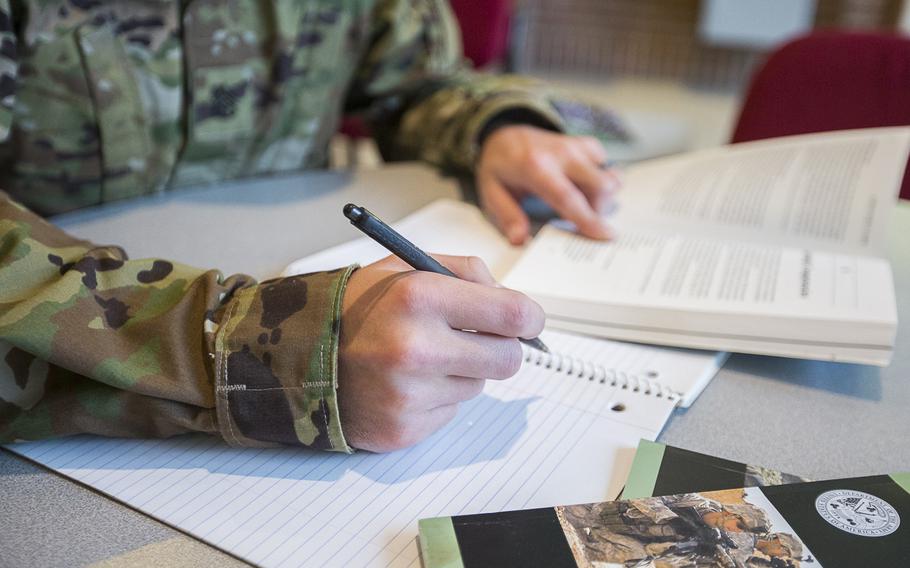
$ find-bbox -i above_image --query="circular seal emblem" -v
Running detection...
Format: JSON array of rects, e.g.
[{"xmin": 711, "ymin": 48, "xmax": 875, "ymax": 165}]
[{"xmin": 815, "ymin": 489, "xmax": 900, "ymax": 537}]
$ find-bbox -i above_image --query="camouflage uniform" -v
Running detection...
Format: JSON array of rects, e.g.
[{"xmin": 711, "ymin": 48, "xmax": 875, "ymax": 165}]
[
  {"xmin": 0, "ymin": 0, "xmax": 612, "ymax": 451},
  {"xmin": 558, "ymin": 493, "xmax": 805, "ymax": 567}
]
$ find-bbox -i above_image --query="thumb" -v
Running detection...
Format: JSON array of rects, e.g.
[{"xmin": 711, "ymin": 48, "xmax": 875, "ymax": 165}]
[{"xmin": 429, "ymin": 254, "xmax": 497, "ymax": 286}]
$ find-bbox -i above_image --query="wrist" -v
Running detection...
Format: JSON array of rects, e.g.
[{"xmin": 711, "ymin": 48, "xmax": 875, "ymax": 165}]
[
  {"xmin": 211, "ymin": 266, "xmax": 357, "ymax": 452},
  {"xmin": 477, "ymin": 109, "xmax": 561, "ymax": 153}
]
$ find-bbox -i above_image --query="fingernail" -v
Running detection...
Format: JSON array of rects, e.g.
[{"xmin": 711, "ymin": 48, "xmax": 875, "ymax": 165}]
[
  {"xmin": 593, "ymin": 219, "xmax": 614, "ymax": 240},
  {"xmin": 507, "ymin": 225, "xmax": 526, "ymax": 245}
]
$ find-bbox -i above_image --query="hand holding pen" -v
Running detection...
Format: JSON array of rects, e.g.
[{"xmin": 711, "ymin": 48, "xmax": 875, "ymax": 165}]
[
  {"xmin": 344, "ymin": 204, "xmax": 549, "ymax": 353},
  {"xmin": 336, "ymin": 204, "xmax": 548, "ymax": 452}
]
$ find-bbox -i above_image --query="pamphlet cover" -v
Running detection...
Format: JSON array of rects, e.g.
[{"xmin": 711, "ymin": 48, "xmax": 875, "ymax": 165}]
[{"xmin": 419, "ymin": 473, "xmax": 909, "ymax": 567}]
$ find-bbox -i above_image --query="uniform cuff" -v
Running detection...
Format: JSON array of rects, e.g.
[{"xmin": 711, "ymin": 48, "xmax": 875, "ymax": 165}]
[{"xmin": 211, "ymin": 266, "xmax": 356, "ymax": 452}]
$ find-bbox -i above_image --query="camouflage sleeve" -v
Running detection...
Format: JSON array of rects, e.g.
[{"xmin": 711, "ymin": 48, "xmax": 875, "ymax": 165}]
[
  {"xmin": 0, "ymin": 0, "xmax": 16, "ymax": 142},
  {"xmin": 346, "ymin": 0, "xmax": 629, "ymax": 173},
  {"xmin": 0, "ymin": 192, "xmax": 355, "ymax": 452}
]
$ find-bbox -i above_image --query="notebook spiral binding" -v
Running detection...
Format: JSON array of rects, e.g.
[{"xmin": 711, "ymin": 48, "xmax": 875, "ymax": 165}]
[{"xmin": 522, "ymin": 347, "xmax": 679, "ymax": 402}]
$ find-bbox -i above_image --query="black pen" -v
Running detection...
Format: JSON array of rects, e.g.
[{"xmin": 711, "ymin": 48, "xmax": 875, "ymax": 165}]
[{"xmin": 343, "ymin": 203, "xmax": 550, "ymax": 353}]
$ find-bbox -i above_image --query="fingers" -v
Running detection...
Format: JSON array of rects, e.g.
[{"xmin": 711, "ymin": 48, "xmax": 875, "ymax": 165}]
[
  {"xmin": 576, "ymin": 135, "xmax": 608, "ymax": 165},
  {"xmin": 358, "ymin": 257, "xmax": 542, "ymax": 339},
  {"xmin": 365, "ymin": 248, "xmax": 498, "ymax": 288},
  {"xmin": 428, "ymin": 253, "xmax": 497, "ymax": 286},
  {"xmin": 434, "ymin": 275, "xmax": 545, "ymax": 339},
  {"xmin": 531, "ymin": 164, "xmax": 612, "ymax": 240},
  {"xmin": 576, "ymin": 136, "xmax": 623, "ymax": 196},
  {"xmin": 477, "ymin": 127, "xmax": 620, "ymax": 243},
  {"xmin": 478, "ymin": 171, "xmax": 531, "ymax": 245},
  {"xmin": 382, "ymin": 373, "xmax": 485, "ymax": 412},
  {"xmin": 379, "ymin": 326, "xmax": 524, "ymax": 387},
  {"xmin": 565, "ymin": 158, "xmax": 617, "ymax": 215},
  {"xmin": 372, "ymin": 276, "xmax": 533, "ymax": 377},
  {"xmin": 437, "ymin": 376, "xmax": 487, "ymax": 405},
  {"xmin": 415, "ymin": 375, "xmax": 487, "ymax": 410},
  {"xmin": 437, "ymin": 331, "xmax": 524, "ymax": 380}
]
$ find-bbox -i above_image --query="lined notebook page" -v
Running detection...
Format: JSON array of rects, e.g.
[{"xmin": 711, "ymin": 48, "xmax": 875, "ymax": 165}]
[{"xmin": 8, "ymin": 329, "xmax": 684, "ymax": 568}]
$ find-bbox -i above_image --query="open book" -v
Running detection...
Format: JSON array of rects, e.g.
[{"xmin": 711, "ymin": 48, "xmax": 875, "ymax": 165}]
[{"xmin": 503, "ymin": 128, "xmax": 910, "ymax": 365}]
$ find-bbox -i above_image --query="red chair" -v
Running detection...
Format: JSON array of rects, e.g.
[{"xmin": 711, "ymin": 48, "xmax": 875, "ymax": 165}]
[
  {"xmin": 732, "ymin": 31, "xmax": 910, "ymax": 200},
  {"xmin": 339, "ymin": 0, "xmax": 514, "ymax": 155},
  {"xmin": 448, "ymin": 0, "xmax": 513, "ymax": 69}
]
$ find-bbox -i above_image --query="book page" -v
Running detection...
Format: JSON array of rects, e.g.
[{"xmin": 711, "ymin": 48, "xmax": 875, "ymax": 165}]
[
  {"xmin": 611, "ymin": 128, "xmax": 910, "ymax": 255},
  {"xmin": 507, "ymin": 225, "xmax": 896, "ymax": 326}
]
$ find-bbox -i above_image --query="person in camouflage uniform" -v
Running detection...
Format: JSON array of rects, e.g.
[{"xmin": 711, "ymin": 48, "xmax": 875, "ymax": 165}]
[
  {"xmin": 557, "ymin": 492, "xmax": 807, "ymax": 567},
  {"xmin": 0, "ymin": 1, "xmax": 619, "ymax": 452}
]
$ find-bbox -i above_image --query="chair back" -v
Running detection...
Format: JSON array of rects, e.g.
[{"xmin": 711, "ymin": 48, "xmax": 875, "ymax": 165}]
[
  {"xmin": 449, "ymin": 0, "xmax": 512, "ymax": 68},
  {"xmin": 732, "ymin": 31, "xmax": 910, "ymax": 200}
]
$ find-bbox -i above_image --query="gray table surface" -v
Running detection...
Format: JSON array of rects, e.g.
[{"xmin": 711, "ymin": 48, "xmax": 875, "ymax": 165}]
[{"xmin": 2, "ymin": 163, "xmax": 909, "ymax": 567}]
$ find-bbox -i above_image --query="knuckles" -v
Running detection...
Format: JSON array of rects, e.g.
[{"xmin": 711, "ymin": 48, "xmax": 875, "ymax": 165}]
[
  {"xmin": 485, "ymin": 341, "xmax": 524, "ymax": 379},
  {"xmin": 577, "ymin": 135, "xmax": 606, "ymax": 156},
  {"xmin": 499, "ymin": 293, "xmax": 545, "ymax": 337},
  {"xmin": 381, "ymin": 379, "xmax": 420, "ymax": 415},
  {"xmin": 547, "ymin": 187, "xmax": 575, "ymax": 211},
  {"xmin": 501, "ymin": 341, "xmax": 524, "ymax": 377},
  {"xmin": 378, "ymin": 331, "xmax": 435, "ymax": 374},
  {"xmin": 462, "ymin": 255, "xmax": 490, "ymax": 282},
  {"xmin": 524, "ymin": 149, "xmax": 551, "ymax": 174},
  {"xmin": 387, "ymin": 273, "xmax": 430, "ymax": 315},
  {"xmin": 464, "ymin": 378, "xmax": 487, "ymax": 400}
]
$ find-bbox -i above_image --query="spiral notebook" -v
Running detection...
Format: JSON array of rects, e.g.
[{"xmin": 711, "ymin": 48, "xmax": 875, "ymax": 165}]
[{"xmin": 6, "ymin": 201, "xmax": 725, "ymax": 568}]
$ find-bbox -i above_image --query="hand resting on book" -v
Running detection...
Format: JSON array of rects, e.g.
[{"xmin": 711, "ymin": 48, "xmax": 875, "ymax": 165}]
[{"xmin": 477, "ymin": 125, "xmax": 619, "ymax": 245}]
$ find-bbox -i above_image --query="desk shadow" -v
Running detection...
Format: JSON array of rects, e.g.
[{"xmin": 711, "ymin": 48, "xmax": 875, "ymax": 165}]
[
  {"xmin": 724, "ymin": 353, "xmax": 883, "ymax": 401},
  {"xmin": 33, "ymin": 394, "xmax": 534, "ymax": 485}
]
